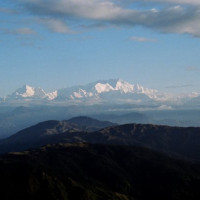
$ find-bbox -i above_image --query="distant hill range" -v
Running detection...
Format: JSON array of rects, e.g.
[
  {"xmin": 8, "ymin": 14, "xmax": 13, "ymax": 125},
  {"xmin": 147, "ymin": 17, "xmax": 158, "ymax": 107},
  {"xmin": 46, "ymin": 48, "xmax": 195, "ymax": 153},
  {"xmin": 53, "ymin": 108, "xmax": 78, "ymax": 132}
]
[
  {"xmin": 1, "ymin": 105, "xmax": 200, "ymax": 139},
  {"xmin": 0, "ymin": 116, "xmax": 115, "ymax": 153},
  {"xmin": 1, "ymin": 116, "xmax": 200, "ymax": 161}
]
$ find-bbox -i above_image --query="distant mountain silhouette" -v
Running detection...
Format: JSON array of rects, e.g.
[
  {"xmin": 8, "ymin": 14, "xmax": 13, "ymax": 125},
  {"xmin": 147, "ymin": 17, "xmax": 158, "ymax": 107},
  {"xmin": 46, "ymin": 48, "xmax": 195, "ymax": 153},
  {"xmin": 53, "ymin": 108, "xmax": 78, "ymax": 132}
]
[
  {"xmin": 86, "ymin": 124, "xmax": 200, "ymax": 161},
  {"xmin": 93, "ymin": 112, "xmax": 150, "ymax": 124},
  {"xmin": 0, "ymin": 143, "xmax": 200, "ymax": 200},
  {"xmin": 0, "ymin": 117, "xmax": 200, "ymax": 161},
  {"xmin": 68, "ymin": 116, "xmax": 116, "ymax": 131},
  {"xmin": 0, "ymin": 117, "xmax": 115, "ymax": 154}
]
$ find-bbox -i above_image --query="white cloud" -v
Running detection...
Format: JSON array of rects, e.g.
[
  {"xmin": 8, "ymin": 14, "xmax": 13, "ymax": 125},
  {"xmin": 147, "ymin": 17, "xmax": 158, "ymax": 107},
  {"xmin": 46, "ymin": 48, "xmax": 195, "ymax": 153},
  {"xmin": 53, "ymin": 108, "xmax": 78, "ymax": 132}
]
[
  {"xmin": 130, "ymin": 36, "xmax": 157, "ymax": 42},
  {"xmin": 157, "ymin": 105, "xmax": 173, "ymax": 110},
  {"xmin": 17, "ymin": 0, "xmax": 200, "ymax": 37}
]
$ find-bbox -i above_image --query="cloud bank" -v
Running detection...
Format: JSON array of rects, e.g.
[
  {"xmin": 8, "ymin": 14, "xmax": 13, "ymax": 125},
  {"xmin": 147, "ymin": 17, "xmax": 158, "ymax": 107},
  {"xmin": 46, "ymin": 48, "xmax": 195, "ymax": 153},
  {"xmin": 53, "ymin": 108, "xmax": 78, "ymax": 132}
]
[{"xmin": 16, "ymin": 0, "xmax": 200, "ymax": 37}]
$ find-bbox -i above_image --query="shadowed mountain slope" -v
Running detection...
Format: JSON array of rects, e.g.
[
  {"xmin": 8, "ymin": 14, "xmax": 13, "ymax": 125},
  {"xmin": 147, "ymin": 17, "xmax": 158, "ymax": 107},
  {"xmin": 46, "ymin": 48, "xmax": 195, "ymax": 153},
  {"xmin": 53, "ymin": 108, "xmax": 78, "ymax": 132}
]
[
  {"xmin": 0, "ymin": 117, "xmax": 115, "ymax": 154},
  {"xmin": 0, "ymin": 119, "xmax": 200, "ymax": 161},
  {"xmin": 1, "ymin": 143, "xmax": 200, "ymax": 200},
  {"xmin": 67, "ymin": 116, "xmax": 116, "ymax": 132}
]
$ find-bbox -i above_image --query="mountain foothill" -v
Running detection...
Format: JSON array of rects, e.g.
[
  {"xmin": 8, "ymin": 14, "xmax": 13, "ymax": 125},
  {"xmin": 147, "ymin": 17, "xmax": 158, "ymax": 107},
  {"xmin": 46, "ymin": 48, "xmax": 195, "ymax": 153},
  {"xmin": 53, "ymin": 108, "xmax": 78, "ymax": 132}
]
[{"xmin": 0, "ymin": 116, "xmax": 200, "ymax": 199}]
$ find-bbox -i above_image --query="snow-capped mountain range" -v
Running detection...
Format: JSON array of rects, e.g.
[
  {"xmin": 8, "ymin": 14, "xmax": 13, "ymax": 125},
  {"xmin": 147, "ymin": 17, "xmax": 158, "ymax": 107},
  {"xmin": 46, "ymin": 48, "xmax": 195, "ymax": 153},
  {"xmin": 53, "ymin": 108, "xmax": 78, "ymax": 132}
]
[
  {"xmin": 56, "ymin": 79, "xmax": 161, "ymax": 102},
  {"xmin": 1, "ymin": 79, "xmax": 199, "ymax": 107},
  {"xmin": 8, "ymin": 85, "xmax": 57, "ymax": 100}
]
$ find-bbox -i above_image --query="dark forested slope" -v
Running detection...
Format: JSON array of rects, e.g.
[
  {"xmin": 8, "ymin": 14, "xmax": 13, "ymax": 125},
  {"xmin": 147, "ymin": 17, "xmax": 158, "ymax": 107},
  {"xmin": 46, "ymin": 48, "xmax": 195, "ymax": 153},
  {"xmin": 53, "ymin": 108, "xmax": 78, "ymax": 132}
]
[{"xmin": 0, "ymin": 143, "xmax": 200, "ymax": 200}]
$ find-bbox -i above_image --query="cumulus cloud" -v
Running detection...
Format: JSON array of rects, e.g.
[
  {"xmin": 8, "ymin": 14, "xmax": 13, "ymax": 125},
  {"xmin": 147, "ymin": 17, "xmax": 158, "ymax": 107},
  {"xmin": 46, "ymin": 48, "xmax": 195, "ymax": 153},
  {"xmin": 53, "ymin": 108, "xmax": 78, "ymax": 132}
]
[
  {"xmin": 16, "ymin": 0, "xmax": 200, "ymax": 37},
  {"xmin": 130, "ymin": 36, "xmax": 157, "ymax": 42}
]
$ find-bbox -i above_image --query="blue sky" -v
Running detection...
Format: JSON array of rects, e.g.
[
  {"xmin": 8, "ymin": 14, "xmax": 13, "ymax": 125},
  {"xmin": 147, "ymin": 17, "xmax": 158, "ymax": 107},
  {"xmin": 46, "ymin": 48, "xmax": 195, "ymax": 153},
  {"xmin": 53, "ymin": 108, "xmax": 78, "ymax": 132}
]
[{"xmin": 0, "ymin": 0, "xmax": 200, "ymax": 96}]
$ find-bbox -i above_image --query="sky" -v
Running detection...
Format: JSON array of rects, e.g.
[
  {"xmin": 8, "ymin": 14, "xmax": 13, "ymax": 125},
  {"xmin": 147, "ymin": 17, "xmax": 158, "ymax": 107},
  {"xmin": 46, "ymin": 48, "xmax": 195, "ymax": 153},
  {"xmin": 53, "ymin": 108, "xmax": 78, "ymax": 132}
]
[{"xmin": 0, "ymin": 0, "xmax": 200, "ymax": 96}]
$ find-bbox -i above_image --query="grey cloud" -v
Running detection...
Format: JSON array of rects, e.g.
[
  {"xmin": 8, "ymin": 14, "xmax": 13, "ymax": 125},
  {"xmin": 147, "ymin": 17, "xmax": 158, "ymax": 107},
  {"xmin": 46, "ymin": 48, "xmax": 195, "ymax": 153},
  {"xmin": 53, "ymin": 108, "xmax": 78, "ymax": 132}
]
[
  {"xmin": 0, "ymin": 28, "xmax": 36, "ymax": 35},
  {"xmin": 0, "ymin": 7, "xmax": 18, "ymax": 14},
  {"xmin": 19, "ymin": 0, "xmax": 128, "ymax": 20},
  {"xmin": 39, "ymin": 18, "xmax": 74, "ymax": 34},
  {"xmin": 17, "ymin": 0, "xmax": 200, "ymax": 37}
]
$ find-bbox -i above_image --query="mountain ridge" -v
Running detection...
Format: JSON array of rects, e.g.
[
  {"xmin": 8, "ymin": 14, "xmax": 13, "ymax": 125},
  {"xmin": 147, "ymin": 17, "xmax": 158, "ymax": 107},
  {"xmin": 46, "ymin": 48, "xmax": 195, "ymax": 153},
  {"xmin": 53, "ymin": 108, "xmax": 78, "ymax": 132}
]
[
  {"xmin": 1, "ymin": 117, "xmax": 200, "ymax": 161},
  {"xmin": 0, "ymin": 116, "xmax": 115, "ymax": 154}
]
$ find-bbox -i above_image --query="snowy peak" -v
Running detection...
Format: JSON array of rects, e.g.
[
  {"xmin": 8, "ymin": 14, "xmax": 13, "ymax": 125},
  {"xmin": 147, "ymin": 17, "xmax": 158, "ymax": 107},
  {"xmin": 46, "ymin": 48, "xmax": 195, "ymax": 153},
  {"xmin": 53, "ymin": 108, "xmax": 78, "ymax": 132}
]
[
  {"xmin": 73, "ymin": 89, "xmax": 93, "ymax": 99},
  {"xmin": 134, "ymin": 84, "xmax": 158, "ymax": 98},
  {"xmin": 8, "ymin": 85, "xmax": 57, "ymax": 100},
  {"xmin": 95, "ymin": 83, "xmax": 114, "ymax": 93},
  {"xmin": 1, "ymin": 79, "xmax": 200, "ymax": 108},
  {"xmin": 94, "ymin": 79, "xmax": 135, "ymax": 94},
  {"xmin": 115, "ymin": 80, "xmax": 134, "ymax": 93},
  {"xmin": 93, "ymin": 79, "xmax": 157, "ymax": 97},
  {"xmin": 15, "ymin": 85, "xmax": 35, "ymax": 98},
  {"xmin": 54, "ymin": 79, "xmax": 160, "ymax": 104},
  {"xmin": 5, "ymin": 79, "xmax": 198, "ymax": 106},
  {"xmin": 46, "ymin": 91, "xmax": 58, "ymax": 100},
  {"xmin": 4, "ymin": 80, "xmax": 161, "ymax": 104},
  {"xmin": 32, "ymin": 87, "xmax": 47, "ymax": 98}
]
